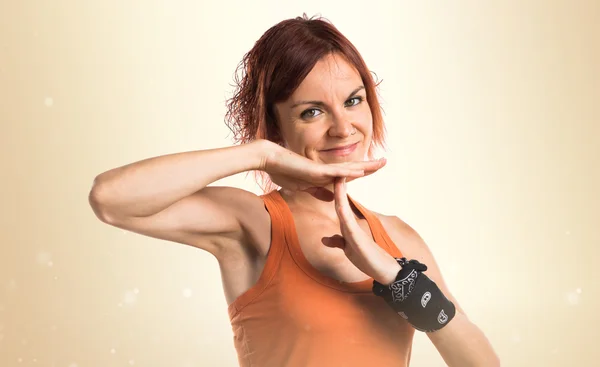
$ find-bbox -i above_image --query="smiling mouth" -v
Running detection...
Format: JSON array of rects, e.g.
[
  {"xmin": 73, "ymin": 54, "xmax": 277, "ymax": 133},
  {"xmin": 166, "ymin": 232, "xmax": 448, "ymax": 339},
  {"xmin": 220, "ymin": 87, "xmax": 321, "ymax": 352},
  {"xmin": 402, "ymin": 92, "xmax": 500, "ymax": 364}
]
[
  {"xmin": 321, "ymin": 142, "xmax": 359, "ymax": 156},
  {"xmin": 322, "ymin": 142, "xmax": 358, "ymax": 151}
]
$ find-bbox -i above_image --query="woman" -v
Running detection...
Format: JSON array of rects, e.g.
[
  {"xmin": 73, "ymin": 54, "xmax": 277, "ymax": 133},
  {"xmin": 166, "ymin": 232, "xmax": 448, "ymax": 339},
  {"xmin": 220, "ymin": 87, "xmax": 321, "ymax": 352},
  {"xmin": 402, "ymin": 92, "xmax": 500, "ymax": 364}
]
[{"xmin": 89, "ymin": 15, "xmax": 499, "ymax": 367}]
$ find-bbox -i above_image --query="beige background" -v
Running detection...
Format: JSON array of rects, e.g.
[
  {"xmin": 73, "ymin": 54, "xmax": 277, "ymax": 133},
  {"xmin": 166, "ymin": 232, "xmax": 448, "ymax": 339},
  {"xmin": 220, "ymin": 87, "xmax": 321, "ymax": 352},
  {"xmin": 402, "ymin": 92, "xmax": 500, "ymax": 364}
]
[{"xmin": 1, "ymin": 1, "xmax": 599, "ymax": 366}]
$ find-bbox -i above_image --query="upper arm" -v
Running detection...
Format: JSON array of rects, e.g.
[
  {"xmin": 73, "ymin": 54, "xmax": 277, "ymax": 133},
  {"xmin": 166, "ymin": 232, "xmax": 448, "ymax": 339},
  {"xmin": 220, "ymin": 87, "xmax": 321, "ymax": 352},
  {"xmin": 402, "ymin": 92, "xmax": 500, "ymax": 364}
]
[
  {"xmin": 383, "ymin": 215, "xmax": 466, "ymax": 315},
  {"xmin": 95, "ymin": 186, "xmax": 269, "ymax": 256}
]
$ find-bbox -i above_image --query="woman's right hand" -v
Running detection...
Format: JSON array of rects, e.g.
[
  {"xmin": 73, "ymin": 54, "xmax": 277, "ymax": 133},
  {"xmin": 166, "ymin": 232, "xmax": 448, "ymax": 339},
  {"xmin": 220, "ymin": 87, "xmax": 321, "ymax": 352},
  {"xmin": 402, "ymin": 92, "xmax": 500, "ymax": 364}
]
[{"xmin": 259, "ymin": 140, "xmax": 387, "ymax": 193}]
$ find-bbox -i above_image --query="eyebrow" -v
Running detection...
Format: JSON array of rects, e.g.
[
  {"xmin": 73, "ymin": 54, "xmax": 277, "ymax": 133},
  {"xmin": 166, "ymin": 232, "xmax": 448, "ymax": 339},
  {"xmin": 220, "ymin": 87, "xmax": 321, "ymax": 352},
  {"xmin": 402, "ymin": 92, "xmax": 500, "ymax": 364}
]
[{"xmin": 290, "ymin": 86, "xmax": 365, "ymax": 109}]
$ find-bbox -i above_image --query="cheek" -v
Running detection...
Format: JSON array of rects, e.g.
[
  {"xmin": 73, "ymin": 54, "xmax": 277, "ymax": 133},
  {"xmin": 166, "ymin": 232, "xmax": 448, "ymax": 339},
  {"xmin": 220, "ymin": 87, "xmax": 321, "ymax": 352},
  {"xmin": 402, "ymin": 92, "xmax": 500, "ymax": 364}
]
[
  {"xmin": 284, "ymin": 125, "xmax": 321, "ymax": 153},
  {"xmin": 299, "ymin": 128, "xmax": 324, "ymax": 149},
  {"xmin": 359, "ymin": 106, "xmax": 374, "ymax": 134}
]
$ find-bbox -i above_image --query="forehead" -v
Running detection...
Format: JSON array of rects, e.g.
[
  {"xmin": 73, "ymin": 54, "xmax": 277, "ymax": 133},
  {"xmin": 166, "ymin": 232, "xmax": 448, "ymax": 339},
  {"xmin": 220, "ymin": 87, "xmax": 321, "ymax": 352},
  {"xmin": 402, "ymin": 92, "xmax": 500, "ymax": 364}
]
[{"xmin": 290, "ymin": 53, "xmax": 363, "ymax": 99}]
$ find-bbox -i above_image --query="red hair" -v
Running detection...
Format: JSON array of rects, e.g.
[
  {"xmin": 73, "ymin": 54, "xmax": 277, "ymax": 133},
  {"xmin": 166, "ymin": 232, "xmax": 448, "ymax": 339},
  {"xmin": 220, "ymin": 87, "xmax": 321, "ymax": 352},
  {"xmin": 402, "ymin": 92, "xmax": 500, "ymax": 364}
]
[{"xmin": 224, "ymin": 14, "xmax": 387, "ymax": 193}]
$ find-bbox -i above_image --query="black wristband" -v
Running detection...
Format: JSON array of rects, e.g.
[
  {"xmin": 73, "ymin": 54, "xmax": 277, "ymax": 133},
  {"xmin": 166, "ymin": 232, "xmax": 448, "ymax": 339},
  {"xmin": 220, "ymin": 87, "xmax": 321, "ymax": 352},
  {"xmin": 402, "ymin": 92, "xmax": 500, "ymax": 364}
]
[{"xmin": 373, "ymin": 258, "xmax": 456, "ymax": 332}]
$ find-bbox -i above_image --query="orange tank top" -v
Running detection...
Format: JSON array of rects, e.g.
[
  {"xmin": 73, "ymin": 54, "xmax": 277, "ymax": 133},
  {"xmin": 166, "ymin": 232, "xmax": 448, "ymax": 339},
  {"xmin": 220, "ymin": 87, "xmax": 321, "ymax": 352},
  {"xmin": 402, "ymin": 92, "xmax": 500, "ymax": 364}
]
[{"xmin": 227, "ymin": 190, "xmax": 415, "ymax": 367}]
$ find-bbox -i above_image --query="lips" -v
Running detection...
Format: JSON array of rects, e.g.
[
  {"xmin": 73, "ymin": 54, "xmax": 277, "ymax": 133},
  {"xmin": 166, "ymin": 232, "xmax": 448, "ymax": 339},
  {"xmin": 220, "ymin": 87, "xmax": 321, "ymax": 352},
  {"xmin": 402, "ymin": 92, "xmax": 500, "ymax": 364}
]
[
  {"xmin": 321, "ymin": 142, "xmax": 359, "ymax": 156},
  {"xmin": 323, "ymin": 142, "xmax": 358, "ymax": 151}
]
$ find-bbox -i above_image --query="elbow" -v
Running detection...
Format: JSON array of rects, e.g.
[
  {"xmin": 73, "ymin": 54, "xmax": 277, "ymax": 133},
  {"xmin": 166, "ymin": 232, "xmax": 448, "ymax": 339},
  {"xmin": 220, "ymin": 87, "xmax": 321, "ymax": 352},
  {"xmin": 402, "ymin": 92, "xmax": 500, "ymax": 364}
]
[{"xmin": 88, "ymin": 175, "xmax": 117, "ymax": 224}]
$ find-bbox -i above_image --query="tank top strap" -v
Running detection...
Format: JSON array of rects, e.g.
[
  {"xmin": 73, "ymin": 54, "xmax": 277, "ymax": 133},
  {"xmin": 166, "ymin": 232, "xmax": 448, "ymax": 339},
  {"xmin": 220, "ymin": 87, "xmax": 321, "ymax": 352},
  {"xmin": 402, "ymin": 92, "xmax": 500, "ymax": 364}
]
[
  {"xmin": 347, "ymin": 195, "xmax": 405, "ymax": 259},
  {"xmin": 260, "ymin": 189, "xmax": 288, "ymax": 236},
  {"xmin": 227, "ymin": 189, "xmax": 286, "ymax": 318},
  {"xmin": 265, "ymin": 189, "xmax": 404, "ymax": 260}
]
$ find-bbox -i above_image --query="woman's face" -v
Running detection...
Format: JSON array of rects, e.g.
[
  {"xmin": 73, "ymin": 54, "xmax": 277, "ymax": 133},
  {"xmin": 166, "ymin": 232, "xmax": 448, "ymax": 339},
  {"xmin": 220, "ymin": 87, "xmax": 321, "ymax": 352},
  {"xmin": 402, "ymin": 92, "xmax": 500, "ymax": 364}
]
[{"xmin": 273, "ymin": 53, "xmax": 373, "ymax": 163}]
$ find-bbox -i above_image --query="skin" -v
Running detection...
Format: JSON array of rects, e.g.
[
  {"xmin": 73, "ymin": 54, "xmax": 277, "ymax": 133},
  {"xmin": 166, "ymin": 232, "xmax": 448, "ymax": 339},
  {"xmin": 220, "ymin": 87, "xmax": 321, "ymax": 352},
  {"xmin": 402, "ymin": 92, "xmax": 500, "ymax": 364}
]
[
  {"xmin": 89, "ymin": 51, "xmax": 499, "ymax": 366},
  {"xmin": 273, "ymin": 52, "xmax": 401, "ymax": 284},
  {"xmin": 271, "ymin": 52, "xmax": 500, "ymax": 366}
]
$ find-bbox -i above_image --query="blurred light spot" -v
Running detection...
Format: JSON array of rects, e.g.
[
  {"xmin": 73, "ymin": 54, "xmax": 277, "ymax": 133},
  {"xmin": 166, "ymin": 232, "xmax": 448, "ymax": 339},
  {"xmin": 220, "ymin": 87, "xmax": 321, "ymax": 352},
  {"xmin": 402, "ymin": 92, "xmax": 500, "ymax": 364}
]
[
  {"xmin": 183, "ymin": 288, "xmax": 193, "ymax": 298},
  {"xmin": 17, "ymin": 358, "xmax": 22, "ymax": 363},
  {"xmin": 32, "ymin": 358, "xmax": 37, "ymax": 363},
  {"xmin": 510, "ymin": 333, "xmax": 521, "ymax": 343},
  {"xmin": 36, "ymin": 251, "xmax": 52, "ymax": 265},
  {"xmin": 565, "ymin": 230, "xmax": 571, "ymax": 235},
  {"xmin": 566, "ymin": 289, "xmax": 582, "ymax": 305},
  {"xmin": 47, "ymin": 261, "xmax": 53, "ymax": 267},
  {"xmin": 54, "ymin": 276, "xmax": 59, "ymax": 280},
  {"xmin": 123, "ymin": 290, "xmax": 137, "ymax": 305},
  {"xmin": 133, "ymin": 288, "xmax": 140, "ymax": 294},
  {"xmin": 129, "ymin": 359, "xmax": 135, "ymax": 365},
  {"xmin": 44, "ymin": 97, "xmax": 53, "ymax": 107},
  {"xmin": 69, "ymin": 363, "xmax": 78, "ymax": 367},
  {"xmin": 110, "ymin": 348, "xmax": 116, "ymax": 354}
]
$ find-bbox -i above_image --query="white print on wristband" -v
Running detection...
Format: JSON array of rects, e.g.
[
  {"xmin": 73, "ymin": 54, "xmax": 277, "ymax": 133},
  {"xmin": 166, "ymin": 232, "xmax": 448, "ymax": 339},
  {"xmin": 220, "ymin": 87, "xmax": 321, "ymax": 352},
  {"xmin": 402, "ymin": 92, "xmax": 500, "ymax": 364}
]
[
  {"xmin": 438, "ymin": 310, "xmax": 449, "ymax": 325},
  {"xmin": 397, "ymin": 311, "xmax": 408, "ymax": 319},
  {"xmin": 421, "ymin": 292, "xmax": 432, "ymax": 307},
  {"xmin": 390, "ymin": 269, "xmax": 418, "ymax": 303}
]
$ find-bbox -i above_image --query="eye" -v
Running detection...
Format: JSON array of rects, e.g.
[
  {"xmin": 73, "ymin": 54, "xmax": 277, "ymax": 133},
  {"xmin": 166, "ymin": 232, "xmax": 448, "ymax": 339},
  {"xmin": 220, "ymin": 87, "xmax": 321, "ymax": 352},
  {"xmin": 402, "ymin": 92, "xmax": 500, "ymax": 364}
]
[
  {"xmin": 345, "ymin": 96, "xmax": 363, "ymax": 107},
  {"xmin": 300, "ymin": 108, "xmax": 322, "ymax": 119}
]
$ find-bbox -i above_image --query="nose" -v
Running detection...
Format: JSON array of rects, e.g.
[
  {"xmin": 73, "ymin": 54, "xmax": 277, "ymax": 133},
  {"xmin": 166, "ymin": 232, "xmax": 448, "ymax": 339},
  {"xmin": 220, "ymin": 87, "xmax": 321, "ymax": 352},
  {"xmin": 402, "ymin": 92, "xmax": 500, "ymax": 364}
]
[{"xmin": 327, "ymin": 110, "xmax": 355, "ymax": 138}]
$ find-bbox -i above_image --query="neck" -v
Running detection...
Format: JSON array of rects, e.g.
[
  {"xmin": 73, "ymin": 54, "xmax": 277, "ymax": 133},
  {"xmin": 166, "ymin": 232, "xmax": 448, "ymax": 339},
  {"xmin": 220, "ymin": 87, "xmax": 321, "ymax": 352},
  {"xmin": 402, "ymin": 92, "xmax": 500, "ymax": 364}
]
[{"xmin": 279, "ymin": 183, "xmax": 347, "ymax": 221}]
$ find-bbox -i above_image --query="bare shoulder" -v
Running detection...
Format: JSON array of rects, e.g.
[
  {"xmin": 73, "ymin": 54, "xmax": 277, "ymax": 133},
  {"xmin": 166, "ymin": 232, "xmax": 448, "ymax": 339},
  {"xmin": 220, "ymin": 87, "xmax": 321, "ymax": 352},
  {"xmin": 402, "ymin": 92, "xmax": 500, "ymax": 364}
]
[
  {"xmin": 373, "ymin": 211, "xmax": 439, "ymax": 265},
  {"xmin": 372, "ymin": 212, "xmax": 425, "ymax": 254}
]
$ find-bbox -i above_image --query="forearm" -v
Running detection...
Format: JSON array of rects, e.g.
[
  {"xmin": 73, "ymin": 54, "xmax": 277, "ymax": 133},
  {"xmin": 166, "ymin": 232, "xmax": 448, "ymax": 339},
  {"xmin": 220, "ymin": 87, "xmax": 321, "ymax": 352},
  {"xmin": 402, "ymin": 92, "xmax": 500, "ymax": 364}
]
[
  {"xmin": 427, "ymin": 312, "xmax": 499, "ymax": 367},
  {"xmin": 89, "ymin": 139, "xmax": 269, "ymax": 218},
  {"xmin": 374, "ymin": 256, "xmax": 499, "ymax": 366}
]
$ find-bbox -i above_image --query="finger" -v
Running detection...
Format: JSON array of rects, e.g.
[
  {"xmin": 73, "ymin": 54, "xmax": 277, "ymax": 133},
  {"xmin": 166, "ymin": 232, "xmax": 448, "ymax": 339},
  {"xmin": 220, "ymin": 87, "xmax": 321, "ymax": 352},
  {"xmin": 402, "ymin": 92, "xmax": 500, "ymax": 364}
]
[
  {"xmin": 358, "ymin": 159, "xmax": 387, "ymax": 179},
  {"xmin": 332, "ymin": 167, "xmax": 365, "ymax": 178},
  {"xmin": 327, "ymin": 161, "xmax": 382, "ymax": 180},
  {"xmin": 332, "ymin": 159, "xmax": 386, "ymax": 176},
  {"xmin": 360, "ymin": 158, "xmax": 387, "ymax": 173},
  {"xmin": 334, "ymin": 177, "xmax": 362, "ymax": 233},
  {"xmin": 344, "ymin": 158, "xmax": 386, "ymax": 170},
  {"xmin": 361, "ymin": 168, "xmax": 382, "ymax": 178},
  {"xmin": 316, "ymin": 163, "xmax": 362, "ymax": 180},
  {"xmin": 349, "ymin": 165, "xmax": 385, "ymax": 181}
]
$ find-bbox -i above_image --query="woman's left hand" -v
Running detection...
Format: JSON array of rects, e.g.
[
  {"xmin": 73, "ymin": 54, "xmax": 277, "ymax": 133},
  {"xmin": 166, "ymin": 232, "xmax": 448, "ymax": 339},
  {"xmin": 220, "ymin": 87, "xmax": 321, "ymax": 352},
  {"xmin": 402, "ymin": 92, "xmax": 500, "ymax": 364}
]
[{"xmin": 329, "ymin": 177, "xmax": 401, "ymax": 285}]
